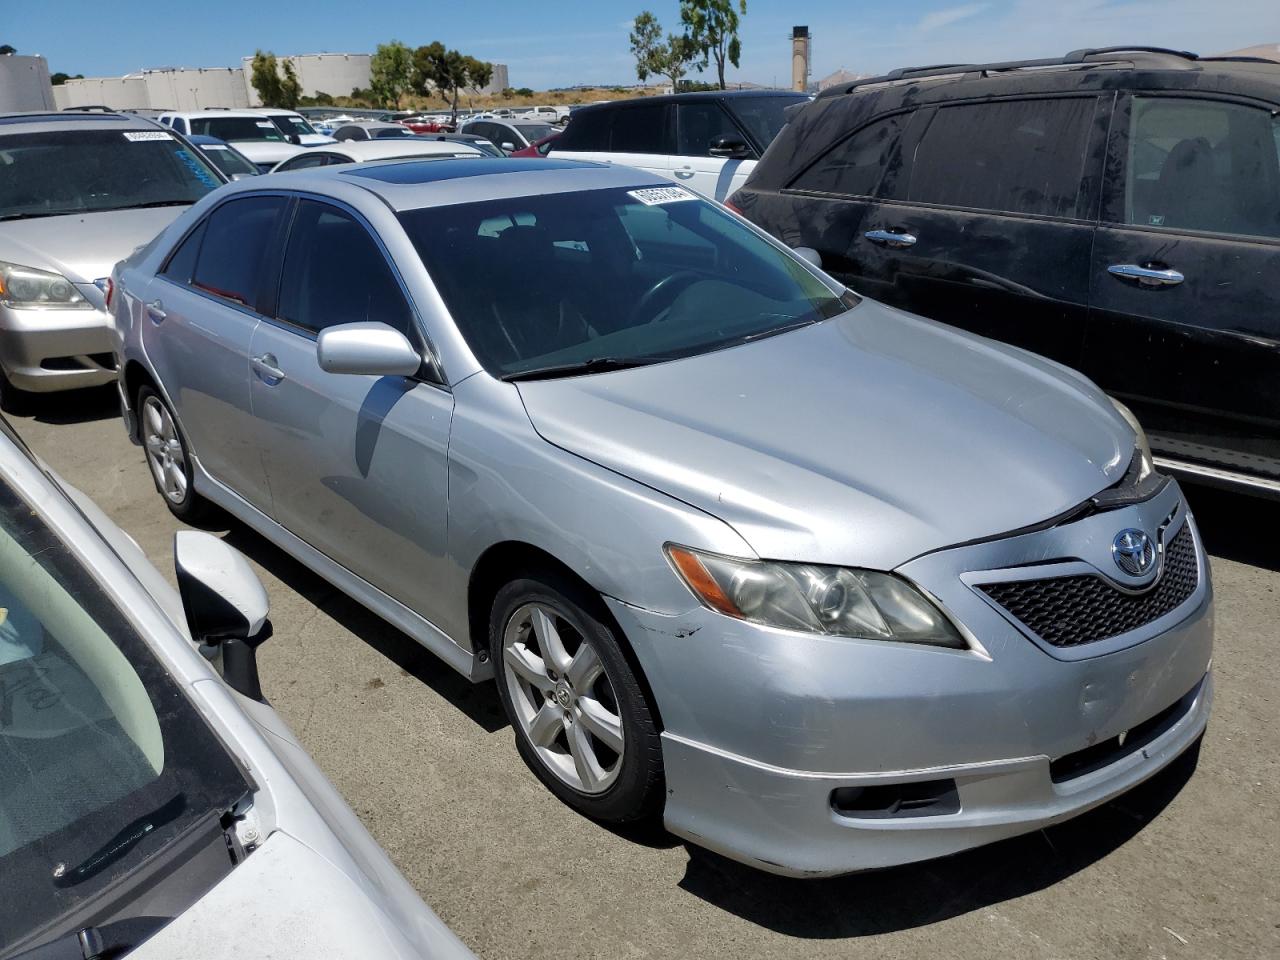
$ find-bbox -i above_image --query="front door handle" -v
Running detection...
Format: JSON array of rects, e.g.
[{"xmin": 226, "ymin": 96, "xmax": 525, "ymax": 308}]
[
  {"xmin": 864, "ymin": 229, "xmax": 918, "ymax": 249},
  {"xmin": 251, "ymin": 353, "xmax": 285, "ymax": 384},
  {"xmin": 1107, "ymin": 263, "xmax": 1184, "ymax": 287},
  {"xmin": 145, "ymin": 300, "xmax": 166, "ymax": 323}
]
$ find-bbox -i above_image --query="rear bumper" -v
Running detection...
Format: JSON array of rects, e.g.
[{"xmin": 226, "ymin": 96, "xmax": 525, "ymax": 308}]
[{"xmin": 0, "ymin": 304, "xmax": 117, "ymax": 392}]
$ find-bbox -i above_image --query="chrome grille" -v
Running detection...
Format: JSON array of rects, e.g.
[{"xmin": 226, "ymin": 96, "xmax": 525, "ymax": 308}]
[{"xmin": 979, "ymin": 523, "xmax": 1198, "ymax": 648}]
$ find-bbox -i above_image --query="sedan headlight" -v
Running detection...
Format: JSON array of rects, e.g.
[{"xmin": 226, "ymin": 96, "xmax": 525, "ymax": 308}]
[
  {"xmin": 0, "ymin": 260, "xmax": 91, "ymax": 310},
  {"xmin": 666, "ymin": 545, "xmax": 966, "ymax": 648},
  {"xmin": 1108, "ymin": 397, "xmax": 1154, "ymax": 482}
]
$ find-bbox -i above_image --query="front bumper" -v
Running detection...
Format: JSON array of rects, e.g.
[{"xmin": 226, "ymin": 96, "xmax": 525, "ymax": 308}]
[
  {"xmin": 606, "ymin": 481, "xmax": 1214, "ymax": 877},
  {"xmin": 0, "ymin": 303, "xmax": 116, "ymax": 392}
]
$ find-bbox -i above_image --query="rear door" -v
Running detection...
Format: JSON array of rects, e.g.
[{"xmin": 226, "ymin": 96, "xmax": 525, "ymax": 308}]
[
  {"xmin": 671, "ymin": 99, "xmax": 756, "ymax": 202},
  {"xmin": 602, "ymin": 102, "xmax": 672, "ymax": 182},
  {"xmin": 851, "ymin": 95, "xmax": 1109, "ymax": 368},
  {"xmin": 1084, "ymin": 93, "xmax": 1280, "ymax": 483}
]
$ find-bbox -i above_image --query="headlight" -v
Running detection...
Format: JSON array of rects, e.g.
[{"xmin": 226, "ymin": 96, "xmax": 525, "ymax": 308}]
[
  {"xmin": 665, "ymin": 545, "xmax": 966, "ymax": 648},
  {"xmin": 0, "ymin": 260, "xmax": 92, "ymax": 310},
  {"xmin": 1108, "ymin": 397, "xmax": 1154, "ymax": 481}
]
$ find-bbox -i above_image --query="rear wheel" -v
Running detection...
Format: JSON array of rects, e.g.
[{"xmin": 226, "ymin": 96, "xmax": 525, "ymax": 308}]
[
  {"xmin": 138, "ymin": 386, "xmax": 215, "ymax": 523},
  {"xmin": 491, "ymin": 571, "xmax": 664, "ymax": 823}
]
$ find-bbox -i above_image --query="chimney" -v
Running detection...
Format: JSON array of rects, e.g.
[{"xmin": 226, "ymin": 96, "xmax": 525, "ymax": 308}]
[{"xmin": 791, "ymin": 26, "xmax": 810, "ymax": 92}]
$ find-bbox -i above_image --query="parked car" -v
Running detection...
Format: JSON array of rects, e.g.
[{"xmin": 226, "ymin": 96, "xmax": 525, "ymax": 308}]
[
  {"xmin": 332, "ymin": 121, "xmax": 419, "ymax": 142},
  {"xmin": 0, "ymin": 110, "xmax": 225, "ymax": 411},
  {"xmin": 242, "ymin": 108, "xmax": 336, "ymax": 146},
  {"xmin": 0, "ymin": 418, "xmax": 474, "ymax": 959},
  {"xmin": 268, "ymin": 138, "xmax": 484, "ymax": 172},
  {"xmin": 111, "ymin": 158, "xmax": 1213, "ymax": 877},
  {"xmin": 518, "ymin": 105, "xmax": 570, "ymax": 123},
  {"xmin": 460, "ymin": 118, "xmax": 555, "ymax": 154},
  {"xmin": 733, "ymin": 47, "xmax": 1280, "ymax": 497},
  {"xmin": 187, "ymin": 133, "xmax": 260, "ymax": 179},
  {"xmin": 402, "ymin": 115, "xmax": 455, "ymax": 134},
  {"xmin": 417, "ymin": 132, "xmax": 506, "ymax": 157},
  {"xmin": 552, "ymin": 90, "xmax": 810, "ymax": 201},
  {"xmin": 511, "ymin": 131, "xmax": 561, "ymax": 158},
  {"xmin": 158, "ymin": 111, "xmax": 304, "ymax": 172}
]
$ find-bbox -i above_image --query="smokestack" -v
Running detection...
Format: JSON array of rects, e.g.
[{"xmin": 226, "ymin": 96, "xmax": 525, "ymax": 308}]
[{"xmin": 791, "ymin": 26, "xmax": 810, "ymax": 92}]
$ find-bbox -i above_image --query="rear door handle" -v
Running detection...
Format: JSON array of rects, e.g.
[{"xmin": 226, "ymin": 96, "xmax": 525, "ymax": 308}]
[
  {"xmin": 145, "ymin": 299, "xmax": 166, "ymax": 322},
  {"xmin": 1108, "ymin": 263, "xmax": 1185, "ymax": 287},
  {"xmin": 251, "ymin": 353, "xmax": 285, "ymax": 384},
  {"xmin": 864, "ymin": 229, "xmax": 917, "ymax": 249}
]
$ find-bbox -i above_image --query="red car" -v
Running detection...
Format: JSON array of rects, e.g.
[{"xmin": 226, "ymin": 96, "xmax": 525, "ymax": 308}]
[
  {"xmin": 402, "ymin": 116, "xmax": 455, "ymax": 134},
  {"xmin": 511, "ymin": 131, "xmax": 560, "ymax": 157}
]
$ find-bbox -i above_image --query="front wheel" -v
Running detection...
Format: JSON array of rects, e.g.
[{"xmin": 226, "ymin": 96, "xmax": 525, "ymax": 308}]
[
  {"xmin": 491, "ymin": 572, "xmax": 664, "ymax": 823},
  {"xmin": 137, "ymin": 386, "xmax": 215, "ymax": 523}
]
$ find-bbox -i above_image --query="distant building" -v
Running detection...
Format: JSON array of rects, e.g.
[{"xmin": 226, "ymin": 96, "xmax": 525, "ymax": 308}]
[
  {"xmin": 53, "ymin": 67, "xmax": 249, "ymax": 111},
  {"xmin": 0, "ymin": 54, "xmax": 56, "ymax": 111},
  {"xmin": 817, "ymin": 68, "xmax": 869, "ymax": 91},
  {"xmin": 241, "ymin": 53, "xmax": 372, "ymax": 105},
  {"xmin": 1215, "ymin": 43, "xmax": 1280, "ymax": 62}
]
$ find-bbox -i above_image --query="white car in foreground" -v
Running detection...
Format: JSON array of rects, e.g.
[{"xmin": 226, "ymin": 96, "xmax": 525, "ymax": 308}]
[{"xmin": 0, "ymin": 419, "xmax": 472, "ymax": 959}]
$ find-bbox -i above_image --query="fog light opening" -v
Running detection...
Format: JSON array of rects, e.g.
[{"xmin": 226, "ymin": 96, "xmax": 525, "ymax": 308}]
[{"xmin": 830, "ymin": 778, "xmax": 960, "ymax": 819}]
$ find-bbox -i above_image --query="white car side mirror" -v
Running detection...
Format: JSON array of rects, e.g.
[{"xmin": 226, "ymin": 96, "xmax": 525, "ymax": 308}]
[
  {"xmin": 792, "ymin": 246, "xmax": 823, "ymax": 269},
  {"xmin": 316, "ymin": 322, "xmax": 422, "ymax": 377}
]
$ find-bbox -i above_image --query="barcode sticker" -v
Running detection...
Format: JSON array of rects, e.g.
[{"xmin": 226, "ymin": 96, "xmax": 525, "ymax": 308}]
[
  {"xmin": 255, "ymin": 121, "xmax": 275, "ymax": 128},
  {"xmin": 627, "ymin": 186, "xmax": 698, "ymax": 206},
  {"xmin": 202, "ymin": 144, "xmax": 229, "ymax": 151},
  {"xmin": 123, "ymin": 131, "xmax": 172, "ymax": 142}
]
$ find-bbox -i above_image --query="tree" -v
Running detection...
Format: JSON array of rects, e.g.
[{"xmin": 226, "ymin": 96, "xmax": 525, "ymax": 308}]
[
  {"xmin": 411, "ymin": 43, "xmax": 493, "ymax": 123},
  {"xmin": 680, "ymin": 0, "xmax": 746, "ymax": 90},
  {"xmin": 629, "ymin": 11, "xmax": 694, "ymax": 91},
  {"xmin": 370, "ymin": 41, "xmax": 414, "ymax": 109},
  {"xmin": 0, "ymin": 45, "xmax": 15, "ymax": 55},
  {"xmin": 249, "ymin": 51, "xmax": 283, "ymax": 106},
  {"xmin": 279, "ymin": 59, "xmax": 303, "ymax": 109},
  {"xmin": 50, "ymin": 72, "xmax": 84, "ymax": 85}
]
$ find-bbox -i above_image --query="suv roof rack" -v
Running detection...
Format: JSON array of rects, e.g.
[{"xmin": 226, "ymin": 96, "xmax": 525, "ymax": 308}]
[
  {"xmin": 0, "ymin": 110, "xmax": 129, "ymax": 125},
  {"xmin": 817, "ymin": 46, "xmax": 1202, "ymax": 98}
]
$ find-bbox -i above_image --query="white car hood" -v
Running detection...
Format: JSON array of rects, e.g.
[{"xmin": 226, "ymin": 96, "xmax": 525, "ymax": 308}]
[
  {"xmin": 133, "ymin": 833, "xmax": 429, "ymax": 960},
  {"xmin": 0, "ymin": 207, "xmax": 188, "ymax": 284},
  {"xmin": 233, "ymin": 141, "xmax": 305, "ymax": 165}
]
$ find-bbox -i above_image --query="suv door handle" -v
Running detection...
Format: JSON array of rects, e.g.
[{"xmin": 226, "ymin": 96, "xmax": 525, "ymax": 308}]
[
  {"xmin": 1108, "ymin": 263, "xmax": 1185, "ymax": 287},
  {"xmin": 864, "ymin": 229, "xmax": 918, "ymax": 249},
  {"xmin": 251, "ymin": 353, "xmax": 285, "ymax": 384},
  {"xmin": 145, "ymin": 300, "xmax": 166, "ymax": 322}
]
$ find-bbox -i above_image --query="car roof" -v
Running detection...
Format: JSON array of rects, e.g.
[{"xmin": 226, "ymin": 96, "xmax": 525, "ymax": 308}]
[
  {"xmin": 0, "ymin": 111, "xmax": 165, "ymax": 134},
  {"xmin": 249, "ymin": 156, "xmax": 669, "ymax": 211},
  {"xmin": 341, "ymin": 120, "xmax": 404, "ymax": 129},
  {"xmin": 569, "ymin": 89, "xmax": 809, "ymax": 116},
  {"xmin": 321, "ymin": 139, "xmax": 484, "ymax": 161},
  {"xmin": 163, "ymin": 110, "xmax": 271, "ymax": 119}
]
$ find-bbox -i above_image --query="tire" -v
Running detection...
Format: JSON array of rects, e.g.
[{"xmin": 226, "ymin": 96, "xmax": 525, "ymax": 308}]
[
  {"xmin": 136, "ymin": 385, "xmax": 215, "ymax": 524},
  {"xmin": 491, "ymin": 570, "xmax": 664, "ymax": 823}
]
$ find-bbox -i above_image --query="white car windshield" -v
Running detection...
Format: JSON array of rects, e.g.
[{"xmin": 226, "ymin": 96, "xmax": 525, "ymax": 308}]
[{"xmin": 0, "ymin": 130, "xmax": 221, "ymax": 221}]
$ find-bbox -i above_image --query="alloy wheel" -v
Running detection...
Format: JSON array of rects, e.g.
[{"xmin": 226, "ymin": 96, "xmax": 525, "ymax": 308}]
[
  {"xmin": 142, "ymin": 396, "xmax": 188, "ymax": 505},
  {"xmin": 501, "ymin": 602, "xmax": 625, "ymax": 794}
]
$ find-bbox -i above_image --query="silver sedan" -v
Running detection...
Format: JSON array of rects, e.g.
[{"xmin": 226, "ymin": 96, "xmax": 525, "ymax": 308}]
[{"xmin": 111, "ymin": 158, "xmax": 1213, "ymax": 877}]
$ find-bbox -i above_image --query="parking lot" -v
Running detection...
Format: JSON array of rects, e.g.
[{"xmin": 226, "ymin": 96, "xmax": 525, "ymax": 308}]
[{"xmin": 10, "ymin": 387, "xmax": 1276, "ymax": 960}]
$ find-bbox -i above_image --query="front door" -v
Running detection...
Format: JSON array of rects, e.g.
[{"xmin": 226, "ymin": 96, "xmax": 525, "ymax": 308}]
[
  {"xmin": 672, "ymin": 101, "xmax": 755, "ymax": 202},
  {"xmin": 1084, "ymin": 93, "xmax": 1280, "ymax": 481},
  {"xmin": 246, "ymin": 198, "xmax": 455, "ymax": 613}
]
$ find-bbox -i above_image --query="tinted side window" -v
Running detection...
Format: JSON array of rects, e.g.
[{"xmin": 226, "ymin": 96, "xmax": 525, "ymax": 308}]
[
  {"xmin": 792, "ymin": 113, "xmax": 908, "ymax": 197},
  {"xmin": 280, "ymin": 153, "xmax": 330, "ymax": 171},
  {"xmin": 909, "ymin": 98, "xmax": 1095, "ymax": 218},
  {"xmin": 1118, "ymin": 97, "xmax": 1280, "ymax": 240},
  {"xmin": 277, "ymin": 200, "xmax": 413, "ymax": 336},
  {"xmin": 557, "ymin": 109, "xmax": 612, "ymax": 151},
  {"xmin": 610, "ymin": 105, "xmax": 666, "ymax": 154},
  {"xmin": 191, "ymin": 196, "xmax": 286, "ymax": 308},
  {"xmin": 160, "ymin": 219, "xmax": 207, "ymax": 284},
  {"xmin": 676, "ymin": 103, "xmax": 744, "ymax": 157}
]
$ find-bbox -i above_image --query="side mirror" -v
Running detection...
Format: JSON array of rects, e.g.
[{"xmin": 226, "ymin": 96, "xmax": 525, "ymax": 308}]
[
  {"xmin": 709, "ymin": 135, "xmax": 752, "ymax": 160},
  {"xmin": 792, "ymin": 246, "xmax": 823, "ymax": 268},
  {"xmin": 316, "ymin": 322, "xmax": 422, "ymax": 377},
  {"xmin": 286, "ymin": 133, "xmax": 301, "ymax": 145},
  {"xmin": 501, "ymin": 142, "xmax": 516, "ymax": 153},
  {"xmin": 174, "ymin": 531, "xmax": 271, "ymax": 702}
]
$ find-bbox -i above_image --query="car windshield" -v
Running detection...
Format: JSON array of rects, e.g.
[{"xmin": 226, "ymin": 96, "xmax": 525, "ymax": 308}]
[
  {"xmin": 0, "ymin": 479, "xmax": 249, "ymax": 953},
  {"xmin": 373, "ymin": 127, "xmax": 415, "ymax": 138},
  {"xmin": 197, "ymin": 143, "xmax": 258, "ymax": 178},
  {"xmin": 0, "ymin": 129, "xmax": 221, "ymax": 220},
  {"xmin": 188, "ymin": 116, "xmax": 286, "ymax": 143},
  {"xmin": 401, "ymin": 185, "xmax": 856, "ymax": 378},
  {"xmin": 726, "ymin": 94, "xmax": 810, "ymax": 150},
  {"xmin": 513, "ymin": 123, "xmax": 554, "ymax": 141},
  {"xmin": 268, "ymin": 114, "xmax": 317, "ymax": 137}
]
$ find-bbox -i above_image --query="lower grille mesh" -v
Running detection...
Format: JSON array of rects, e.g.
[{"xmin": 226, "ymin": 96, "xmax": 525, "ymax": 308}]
[{"xmin": 979, "ymin": 523, "xmax": 1198, "ymax": 648}]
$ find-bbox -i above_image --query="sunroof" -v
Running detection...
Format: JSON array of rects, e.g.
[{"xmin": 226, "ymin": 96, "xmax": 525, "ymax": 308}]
[{"xmin": 343, "ymin": 156, "xmax": 599, "ymax": 184}]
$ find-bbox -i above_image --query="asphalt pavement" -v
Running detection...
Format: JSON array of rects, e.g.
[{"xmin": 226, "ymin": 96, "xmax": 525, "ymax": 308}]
[{"xmin": 12, "ymin": 385, "xmax": 1278, "ymax": 960}]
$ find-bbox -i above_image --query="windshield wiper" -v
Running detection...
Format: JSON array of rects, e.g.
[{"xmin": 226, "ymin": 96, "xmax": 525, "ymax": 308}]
[
  {"xmin": 7, "ymin": 916, "xmax": 170, "ymax": 960},
  {"xmin": 52, "ymin": 795, "xmax": 185, "ymax": 888},
  {"xmin": 0, "ymin": 211, "xmax": 63, "ymax": 222},
  {"xmin": 501, "ymin": 356, "xmax": 667, "ymax": 382},
  {"xmin": 90, "ymin": 200, "xmax": 194, "ymax": 213}
]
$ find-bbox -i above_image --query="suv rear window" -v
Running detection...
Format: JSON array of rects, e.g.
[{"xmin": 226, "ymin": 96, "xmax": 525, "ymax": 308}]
[
  {"xmin": 791, "ymin": 113, "xmax": 909, "ymax": 197},
  {"xmin": 907, "ymin": 98, "xmax": 1096, "ymax": 218},
  {"xmin": 188, "ymin": 117, "xmax": 286, "ymax": 143}
]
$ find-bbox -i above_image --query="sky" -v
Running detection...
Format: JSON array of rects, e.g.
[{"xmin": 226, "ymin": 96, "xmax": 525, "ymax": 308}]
[{"xmin": 11, "ymin": 0, "xmax": 1280, "ymax": 90}]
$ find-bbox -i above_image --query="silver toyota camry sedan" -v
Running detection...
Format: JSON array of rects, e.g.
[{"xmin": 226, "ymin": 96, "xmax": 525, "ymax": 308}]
[{"xmin": 111, "ymin": 158, "xmax": 1213, "ymax": 877}]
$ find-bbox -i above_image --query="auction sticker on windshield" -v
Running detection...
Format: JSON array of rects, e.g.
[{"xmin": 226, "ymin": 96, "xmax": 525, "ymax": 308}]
[
  {"xmin": 627, "ymin": 186, "xmax": 698, "ymax": 206},
  {"xmin": 123, "ymin": 131, "xmax": 172, "ymax": 142}
]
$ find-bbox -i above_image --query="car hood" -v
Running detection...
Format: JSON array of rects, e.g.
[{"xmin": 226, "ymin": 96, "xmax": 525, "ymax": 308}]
[
  {"xmin": 233, "ymin": 140, "xmax": 304, "ymax": 163},
  {"xmin": 0, "ymin": 207, "xmax": 187, "ymax": 284},
  {"xmin": 516, "ymin": 302, "xmax": 1134, "ymax": 570}
]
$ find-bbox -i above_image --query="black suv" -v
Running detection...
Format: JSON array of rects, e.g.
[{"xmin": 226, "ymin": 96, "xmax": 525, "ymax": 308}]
[{"xmin": 733, "ymin": 47, "xmax": 1280, "ymax": 496}]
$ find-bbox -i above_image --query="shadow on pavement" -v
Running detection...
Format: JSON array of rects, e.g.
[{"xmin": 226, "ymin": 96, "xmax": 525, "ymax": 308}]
[
  {"xmin": 676, "ymin": 738, "xmax": 1201, "ymax": 936},
  {"xmin": 220, "ymin": 519, "xmax": 509, "ymax": 734},
  {"xmin": 1180, "ymin": 481, "xmax": 1280, "ymax": 573},
  {"xmin": 23, "ymin": 384, "xmax": 120, "ymax": 426}
]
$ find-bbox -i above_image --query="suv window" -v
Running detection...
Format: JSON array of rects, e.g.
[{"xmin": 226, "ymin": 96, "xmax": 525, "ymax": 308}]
[
  {"xmin": 557, "ymin": 109, "xmax": 612, "ymax": 151},
  {"xmin": 277, "ymin": 200, "xmax": 414, "ymax": 336},
  {"xmin": 610, "ymin": 104, "xmax": 667, "ymax": 154},
  {"xmin": 677, "ymin": 102, "xmax": 745, "ymax": 157},
  {"xmin": 191, "ymin": 195, "xmax": 286, "ymax": 308},
  {"xmin": 792, "ymin": 113, "xmax": 909, "ymax": 197},
  {"xmin": 1117, "ymin": 97, "xmax": 1280, "ymax": 240},
  {"xmin": 725, "ymin": 94, "xmax": 809, "ymax": 150},
  {"xmin": 188, "ymin": 117, "xmax": 285, "ymax": 143},
  {"xmin": 908, "ymin": 98, "xmax": 1096, "ymax": 218}
]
